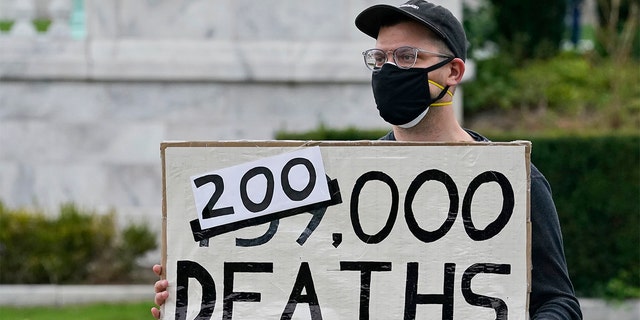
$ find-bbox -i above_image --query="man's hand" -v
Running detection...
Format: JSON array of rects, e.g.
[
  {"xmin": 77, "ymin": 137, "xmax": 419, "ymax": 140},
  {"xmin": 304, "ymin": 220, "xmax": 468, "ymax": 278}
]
[{"xmin": 151, "ymin": 264, "xmax": 169, "ymax": 319}]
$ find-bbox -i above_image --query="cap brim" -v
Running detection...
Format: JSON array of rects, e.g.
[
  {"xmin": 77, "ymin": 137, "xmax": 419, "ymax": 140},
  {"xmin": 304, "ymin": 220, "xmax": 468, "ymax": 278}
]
[{"xmin": 355, "ymin": 4, "xmax": 445, "ymax": 40}]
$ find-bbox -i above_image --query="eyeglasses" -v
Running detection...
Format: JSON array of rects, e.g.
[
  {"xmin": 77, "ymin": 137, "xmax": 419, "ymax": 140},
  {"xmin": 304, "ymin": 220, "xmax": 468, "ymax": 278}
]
[{"xmin": 362, "ymin": 46, "xmax": 453, "ymax": 70}]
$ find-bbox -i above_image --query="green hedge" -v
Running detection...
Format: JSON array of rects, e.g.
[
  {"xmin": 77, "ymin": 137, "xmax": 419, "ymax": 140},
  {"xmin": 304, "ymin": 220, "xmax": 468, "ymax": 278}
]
[
  {"xmin": 461, "ymin": 53, "xmax": 640, "ymax": 133},
  {"xmin": 496, "ymin": 133, "xmax": 640, "ymax": 299},
  {"xmin": 0, "ymin": 203, "xmax": 157, "ymax": 284},
  {"xmin": 277, "ymin": 128, "xmax": 640, "ymax": 299}
]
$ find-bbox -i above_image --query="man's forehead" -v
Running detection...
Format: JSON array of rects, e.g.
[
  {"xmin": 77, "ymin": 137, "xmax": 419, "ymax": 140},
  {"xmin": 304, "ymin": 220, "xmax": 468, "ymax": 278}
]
[
  {"xmin": 376, "ymin": 24, "xmax": 438, "ymax": 49},
  {"xmin": 377, "ymin": 20, "xmax": 439, "ymax": 40}
]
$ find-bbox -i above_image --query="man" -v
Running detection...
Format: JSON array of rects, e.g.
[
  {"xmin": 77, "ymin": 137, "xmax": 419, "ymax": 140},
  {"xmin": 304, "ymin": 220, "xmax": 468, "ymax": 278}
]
[{"xmin": 152, "ymin": 1, "xmax": 583, "ymax": 319}]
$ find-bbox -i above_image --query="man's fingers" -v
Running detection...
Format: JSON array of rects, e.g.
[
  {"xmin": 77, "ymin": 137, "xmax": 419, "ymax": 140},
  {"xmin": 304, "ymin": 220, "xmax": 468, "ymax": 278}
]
[
  {"xmin": 152, "ymin": 264, "xmax": 166, "ymax": 319},
  {"xmin": 153, "ymin": 264, "xmax": 163, "ymax": 276},
  {"xmin": 154, "ymin": 290, "xmax": 169, "ymax": 306},
  {"xmin": 154, "ymin": 279, "xmax": 168, "ymax": 293},
  {"xmin": 151, "ymin": 306, "xmax": 161, "ymax": 319}
]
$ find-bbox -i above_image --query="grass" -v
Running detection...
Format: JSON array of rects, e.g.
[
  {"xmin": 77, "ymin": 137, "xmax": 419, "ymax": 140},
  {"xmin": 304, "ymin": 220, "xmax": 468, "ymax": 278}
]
[{"xmin": 0, "ymin": 301, "xmax": 152, "ymax": 320}]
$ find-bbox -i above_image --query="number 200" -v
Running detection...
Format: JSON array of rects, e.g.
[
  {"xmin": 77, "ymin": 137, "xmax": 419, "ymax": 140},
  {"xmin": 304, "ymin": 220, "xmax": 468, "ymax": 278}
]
[{"xmin": 194, "ymin": 157, "xmax": 318, "ymax": 219}]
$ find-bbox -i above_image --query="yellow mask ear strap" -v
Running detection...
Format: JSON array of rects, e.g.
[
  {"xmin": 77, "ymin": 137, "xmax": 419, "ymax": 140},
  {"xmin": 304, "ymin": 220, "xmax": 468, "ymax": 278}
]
[
  {"xmin": 428, "ymin": 80, "xmax": 454, "ymax": 97},
  {"xmin": 428, "ymin": 80, "xmax": 454, "ymax": 107},
  {"xmin": 430, "ymin": 101, "xmax": 453, "ymax": 106}
]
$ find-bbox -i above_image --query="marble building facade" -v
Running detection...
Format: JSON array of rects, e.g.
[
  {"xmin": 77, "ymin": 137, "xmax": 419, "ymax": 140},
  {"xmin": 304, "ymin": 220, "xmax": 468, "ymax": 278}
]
[{"xmin": 0, "ymin": 0, "xmax": 466, "ymax": 230}]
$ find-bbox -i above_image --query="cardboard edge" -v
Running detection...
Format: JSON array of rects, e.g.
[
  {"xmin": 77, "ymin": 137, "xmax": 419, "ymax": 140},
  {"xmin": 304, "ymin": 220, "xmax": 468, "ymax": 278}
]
[
  {"xmin": 159, "ymin": 144, "xmax": 169, "ymax": 318},
  {"xmin": 523, "ymin": 141, "xmax": 533, "ymax": 314},
  {"xmin": 159, "ymin": 139, "xmax": 533, "ymax": 148},
  {"xmin": 160, "ymin": 146, "xmax": 168, "ymax": 277}
]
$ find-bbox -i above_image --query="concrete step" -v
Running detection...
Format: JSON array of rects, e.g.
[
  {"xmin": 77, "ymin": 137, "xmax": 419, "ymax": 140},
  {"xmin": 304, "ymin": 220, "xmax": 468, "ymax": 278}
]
[{"xmin": 0, "ymin": 285, "xmax": 151, "ymax": 307}]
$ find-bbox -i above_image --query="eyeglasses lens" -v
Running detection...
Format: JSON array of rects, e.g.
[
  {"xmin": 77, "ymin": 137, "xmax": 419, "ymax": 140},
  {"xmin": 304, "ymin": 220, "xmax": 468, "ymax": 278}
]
[
  {"xmin": 394, "ymin": 47, "xmax": 417, "ymax": 68},
  {"xmin": 364, "ymin": 50, "xmax": 386, "ymax": 69}
]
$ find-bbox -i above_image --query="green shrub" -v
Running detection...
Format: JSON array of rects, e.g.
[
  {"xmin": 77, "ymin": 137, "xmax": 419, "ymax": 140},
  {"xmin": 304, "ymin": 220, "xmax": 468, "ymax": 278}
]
[
  {"xmin": 0, "ymin": 21, "xmax": 12, "ymax": 32},
  {"xmin": 0, "ymin": 203, "xmax": 157, "ymax": 284},
  {"xmin": 461, "ymin": 54, "xmax": 519, "ymax": 113},
  {"xmin": 463, "ymin": 53, "xmax": 640, "ymax": 132},
  {"xmin": 523, "ymin": 134, "xmax": 639, "ymax": 300},
  {"xmin": 275, "ymin": 124, "xmax": 388, "ymax": 141},
  {"xmin": 0, "ymin": 20, "xmax": 51, "ymax": 33},
  {"xmin": 277, "ymin": 127, "xmax": 640, "ymax": 300}
]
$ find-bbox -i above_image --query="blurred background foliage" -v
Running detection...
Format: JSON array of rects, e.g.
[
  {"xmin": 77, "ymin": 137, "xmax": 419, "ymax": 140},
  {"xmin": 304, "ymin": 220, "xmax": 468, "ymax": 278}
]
[
  {"xmin": 520, "ymin": 135, "xmax": 640, "ymax": 300},
  {"xmin": 462, "ymin": 0, "xmax": 639, "ymax": 135},
  {"xmin": 0, "ymin": 202, "xmax": 157, "ymax": 284}
]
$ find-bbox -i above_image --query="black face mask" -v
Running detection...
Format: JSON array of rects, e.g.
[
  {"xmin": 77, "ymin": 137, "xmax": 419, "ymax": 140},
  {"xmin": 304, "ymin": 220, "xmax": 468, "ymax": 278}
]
[{"xmin": 371, "ymin": 58, "xmax": 453, "ymax": 127}]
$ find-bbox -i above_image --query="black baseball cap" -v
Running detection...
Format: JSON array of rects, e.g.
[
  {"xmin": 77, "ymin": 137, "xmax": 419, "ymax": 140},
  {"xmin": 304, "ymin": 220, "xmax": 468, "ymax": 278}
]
[{"xmin": 355, "ymin": 0, "xmax": 467, "ymax": 61}]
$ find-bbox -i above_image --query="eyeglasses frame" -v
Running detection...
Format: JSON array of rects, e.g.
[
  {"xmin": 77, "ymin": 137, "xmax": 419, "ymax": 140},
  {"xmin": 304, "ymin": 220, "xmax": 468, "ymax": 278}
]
[{"xmin": 362, "ymin": 46, "xmax": 454, "ymax": 70}]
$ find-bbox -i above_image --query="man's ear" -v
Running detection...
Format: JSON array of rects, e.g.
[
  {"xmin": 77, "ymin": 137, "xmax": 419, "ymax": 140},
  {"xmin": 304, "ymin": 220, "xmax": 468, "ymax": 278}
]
[{"xmin": 445, "ymin": 58, "xmax": 465, "ymax": 86}]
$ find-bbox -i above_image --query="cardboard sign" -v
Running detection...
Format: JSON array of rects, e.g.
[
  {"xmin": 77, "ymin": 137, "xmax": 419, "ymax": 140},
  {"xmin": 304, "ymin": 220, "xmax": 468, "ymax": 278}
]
[{"xmin": 161, "ymin": 141, "xmax": 531, "ymax": 320}]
